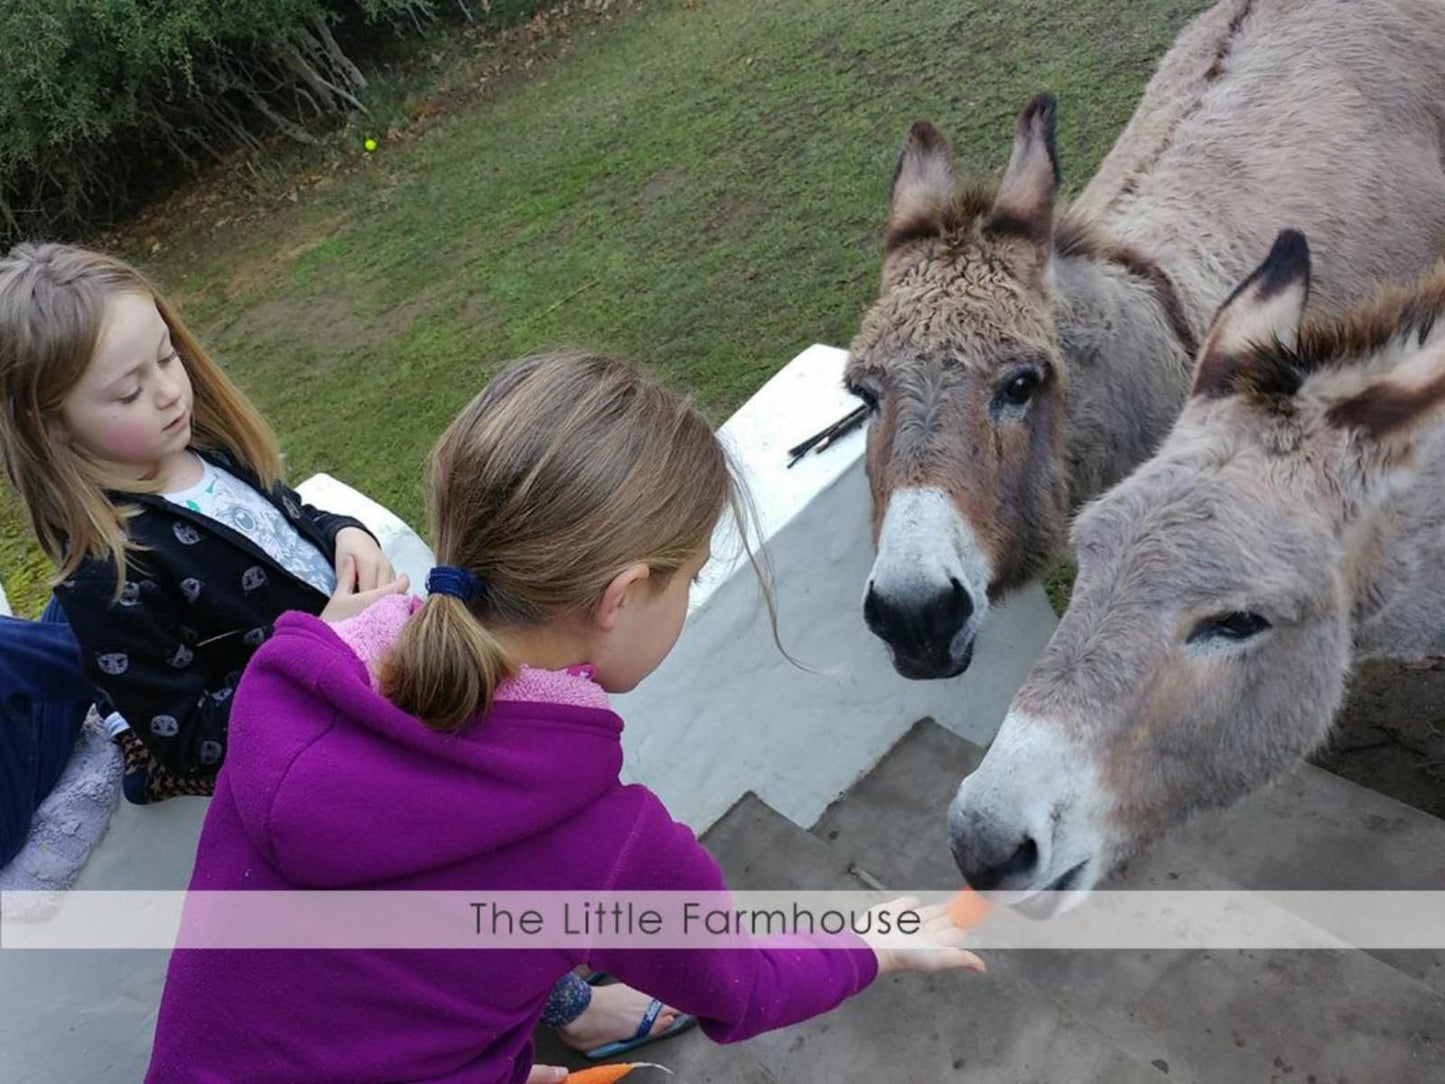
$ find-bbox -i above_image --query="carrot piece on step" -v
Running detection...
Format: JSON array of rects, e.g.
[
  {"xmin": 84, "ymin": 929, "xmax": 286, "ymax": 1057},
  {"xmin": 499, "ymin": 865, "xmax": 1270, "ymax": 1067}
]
[
  {"xmin": 564, "ymin": 1067, "xmax": 635, "ymax": 1084},
  {"xmin": 947, "ymin": 886, "xmax": 995, "ymax": 929},
  {"xmin": 565, "ymin": 1063, "xmax": 672, "ymax": 1083}
]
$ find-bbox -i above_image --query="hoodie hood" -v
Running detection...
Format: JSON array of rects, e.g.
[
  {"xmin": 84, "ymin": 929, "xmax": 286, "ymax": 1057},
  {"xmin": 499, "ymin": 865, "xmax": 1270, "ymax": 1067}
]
[{"xmin": 221, "ymin": 612, "xmax": 625, "ymax": 887}]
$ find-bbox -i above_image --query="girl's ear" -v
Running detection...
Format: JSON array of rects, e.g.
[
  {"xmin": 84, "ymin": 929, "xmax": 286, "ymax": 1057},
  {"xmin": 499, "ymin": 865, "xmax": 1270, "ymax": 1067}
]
[
  {"xmin": 46, "ymin": 414, "xmax": 71, "ymax": 445},
  {"xmin": 593, "ymin": 562, "xmax": 651, "ymax": 633}
]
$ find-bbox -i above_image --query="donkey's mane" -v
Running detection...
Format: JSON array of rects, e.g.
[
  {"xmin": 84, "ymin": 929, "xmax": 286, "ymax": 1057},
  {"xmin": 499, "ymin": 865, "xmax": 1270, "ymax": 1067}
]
[
  {"xmin": 1226, "ymin": 265, "xmax": 1445, "ymax": 402},
  {"xmin": 890, "ymin": 182, "xmax": 1094, "ymax": 252},
  {"xmin": 888, "ymin": 185, "xmax": 1199, "ymax": 357},
  {"xmin": 886, "ymin": 183, "xmax": 998, "ymax": 250}
]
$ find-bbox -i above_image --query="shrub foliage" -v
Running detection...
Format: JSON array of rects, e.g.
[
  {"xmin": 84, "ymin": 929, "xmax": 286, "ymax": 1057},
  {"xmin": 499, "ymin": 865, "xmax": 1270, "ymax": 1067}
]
[{"xmin": 0, "ymin": 1, "xmax": 501, "ymax": 242}]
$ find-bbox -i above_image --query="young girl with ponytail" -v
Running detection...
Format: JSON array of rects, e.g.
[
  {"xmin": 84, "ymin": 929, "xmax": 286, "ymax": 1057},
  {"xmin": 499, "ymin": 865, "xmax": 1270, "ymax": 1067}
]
[{"xmin": 148, "ymin": 353, "xmax": 983, "ymax": 1083}]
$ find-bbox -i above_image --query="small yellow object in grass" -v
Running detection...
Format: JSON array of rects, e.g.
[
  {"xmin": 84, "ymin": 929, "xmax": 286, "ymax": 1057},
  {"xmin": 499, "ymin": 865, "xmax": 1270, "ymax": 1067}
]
[
  {"xmin": 565, "ymin": 1063, "xmax": 672, "ymax": 1083},
  {"xmin": 947, "ymin": 886, "xmax": 995, "ymax": 930},
  {"xmin": 363, "ymin": 137, "xmax": 378, "ymax": 152}
]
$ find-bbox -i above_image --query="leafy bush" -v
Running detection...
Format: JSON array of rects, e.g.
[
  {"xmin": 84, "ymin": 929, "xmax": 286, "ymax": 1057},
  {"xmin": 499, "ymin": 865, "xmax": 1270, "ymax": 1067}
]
[{"xmin": 0, "ymin": 0, "xmax": 442, "ymax": 242}]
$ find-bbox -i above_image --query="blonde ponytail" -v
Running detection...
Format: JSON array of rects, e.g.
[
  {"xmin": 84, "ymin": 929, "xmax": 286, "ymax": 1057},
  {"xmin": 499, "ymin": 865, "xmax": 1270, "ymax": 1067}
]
[
  {"xmin": 379, "ymin": 351, "xmax": 752, "ymax": 733},
  {"xmin": 379, "ymin": 593, "xmax": 514, "ymax": 734}
]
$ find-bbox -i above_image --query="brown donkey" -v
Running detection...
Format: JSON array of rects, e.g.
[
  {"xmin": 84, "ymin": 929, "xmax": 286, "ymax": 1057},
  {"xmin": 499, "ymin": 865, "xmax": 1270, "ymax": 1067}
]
[
  {"xmin": 847, "ymin": 0, "xmax": 1445, "ymax": 679},
  {"xmin": 950, "ymin": 230, "xmax": 1445, "ymax": 914}
]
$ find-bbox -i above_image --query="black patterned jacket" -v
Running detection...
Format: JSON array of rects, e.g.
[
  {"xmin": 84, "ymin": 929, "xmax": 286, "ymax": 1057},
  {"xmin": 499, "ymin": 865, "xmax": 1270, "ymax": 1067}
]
[{"xmin": 52, "ymin": 449, "xmax": 369, "ymax": 779}]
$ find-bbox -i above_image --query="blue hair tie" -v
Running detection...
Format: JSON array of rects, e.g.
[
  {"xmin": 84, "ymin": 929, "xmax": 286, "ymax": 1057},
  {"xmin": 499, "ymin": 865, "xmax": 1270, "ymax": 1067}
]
[{"xmin": 426, "ymin": 565, "xmax": 482, "ymax": 603}]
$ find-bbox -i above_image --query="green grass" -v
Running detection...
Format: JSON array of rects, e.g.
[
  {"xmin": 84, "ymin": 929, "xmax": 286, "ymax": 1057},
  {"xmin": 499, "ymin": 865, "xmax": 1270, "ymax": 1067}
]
[
  {"xmin": 1044, "ymin": 561, "xmax": 1078, "ymax": 617},
  {"xmin": 0, "ymin": 0, "xmax": 1210, "ymax": 617}
]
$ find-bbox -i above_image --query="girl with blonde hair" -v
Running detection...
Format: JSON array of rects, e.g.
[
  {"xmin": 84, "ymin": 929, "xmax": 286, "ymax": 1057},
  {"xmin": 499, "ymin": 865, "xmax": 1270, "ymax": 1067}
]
[
  {"xmin": 0, "ymin": 241, "xmax": 403, "ymax": 819},
  {"xmin": 149, "ymin": 352, "xmax": 983, "ymax": 1083}
]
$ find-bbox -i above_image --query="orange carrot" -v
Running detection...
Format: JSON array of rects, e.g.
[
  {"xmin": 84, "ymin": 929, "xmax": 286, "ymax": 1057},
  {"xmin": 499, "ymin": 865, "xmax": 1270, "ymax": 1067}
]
[
  {"xmin": 947, "ymin": 886, "xmax": 995, "ymax": 929},
  {"xmin": 565, "ymin": 1063, "xmax": 672, "ymax": 1083}
]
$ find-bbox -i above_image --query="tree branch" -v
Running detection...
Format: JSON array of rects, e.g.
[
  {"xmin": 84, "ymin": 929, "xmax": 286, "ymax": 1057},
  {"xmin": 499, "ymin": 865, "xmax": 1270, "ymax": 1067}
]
[
  {"xmin": 242, "ymin": 87, "xmax": 321, "ymax": 145},
  {"xmin": 309, "ymin": 13, "xmax": 367, "ymax": 90}
]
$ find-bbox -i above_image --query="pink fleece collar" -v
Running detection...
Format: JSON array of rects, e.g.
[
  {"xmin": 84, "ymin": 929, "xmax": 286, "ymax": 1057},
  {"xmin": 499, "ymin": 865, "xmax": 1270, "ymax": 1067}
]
[{"xmin": 329, "ymin": 593, "xmax": 610, "ymax": 711}]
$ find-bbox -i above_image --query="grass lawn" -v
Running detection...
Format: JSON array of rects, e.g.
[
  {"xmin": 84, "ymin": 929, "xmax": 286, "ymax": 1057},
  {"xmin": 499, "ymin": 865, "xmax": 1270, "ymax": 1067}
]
[{"xmin": 0, "ymin": 0, "xmax": 1210, "ymax": 617}]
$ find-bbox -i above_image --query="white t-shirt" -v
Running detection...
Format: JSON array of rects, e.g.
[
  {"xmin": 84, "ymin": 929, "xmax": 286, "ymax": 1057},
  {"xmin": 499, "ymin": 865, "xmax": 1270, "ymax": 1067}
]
[{"xmin": 163, "ymin": 458, "xmax": 338, "ymax": 597}]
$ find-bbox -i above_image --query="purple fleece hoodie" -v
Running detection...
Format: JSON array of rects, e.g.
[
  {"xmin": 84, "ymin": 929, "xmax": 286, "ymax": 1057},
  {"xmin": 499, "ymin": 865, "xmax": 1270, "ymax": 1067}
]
[{"xmin": 146, "ymin": 612, "xmax": 876, "ymax": 1082}]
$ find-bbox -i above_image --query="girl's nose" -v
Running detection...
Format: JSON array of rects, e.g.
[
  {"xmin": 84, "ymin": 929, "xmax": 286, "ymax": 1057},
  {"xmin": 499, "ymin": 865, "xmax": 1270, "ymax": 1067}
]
[{"xmin": 155, "ymin": 366, "xmax": 184, "ymax": 406}]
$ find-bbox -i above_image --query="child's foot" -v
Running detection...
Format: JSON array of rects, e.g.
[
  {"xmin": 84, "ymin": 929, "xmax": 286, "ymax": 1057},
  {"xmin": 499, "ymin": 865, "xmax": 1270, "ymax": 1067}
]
[{"xmin": 556, "ymin": 982, "xmax": 683, "ymax": 1053}]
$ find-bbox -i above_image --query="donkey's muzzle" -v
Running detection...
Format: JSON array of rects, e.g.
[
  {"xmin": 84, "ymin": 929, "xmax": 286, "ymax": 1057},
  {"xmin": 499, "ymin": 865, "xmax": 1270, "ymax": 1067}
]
[{"xmin": 864, "ymin": 576, "xmax": 975, "ymax": 678}]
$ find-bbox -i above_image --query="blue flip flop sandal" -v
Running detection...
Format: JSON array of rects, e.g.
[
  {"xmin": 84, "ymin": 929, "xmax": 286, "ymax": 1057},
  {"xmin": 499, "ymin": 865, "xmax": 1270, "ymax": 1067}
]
[{"xmin": 584, "ymin": 998, "xmax": 698, "ymax": 1061}]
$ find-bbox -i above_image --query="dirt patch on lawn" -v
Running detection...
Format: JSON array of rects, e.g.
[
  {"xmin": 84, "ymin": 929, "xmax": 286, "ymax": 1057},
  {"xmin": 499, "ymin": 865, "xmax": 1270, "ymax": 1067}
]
[
  {"xmin": 635, "ymin": 165, "xmax": 689, "ymax": 210},
  {"xmin": 1310, "ymin": 660, "xmax": 1445, "ymax": 820},
  {"xmin": 225, "ymin": 291, "xmax": 374, "ymax": 359}
]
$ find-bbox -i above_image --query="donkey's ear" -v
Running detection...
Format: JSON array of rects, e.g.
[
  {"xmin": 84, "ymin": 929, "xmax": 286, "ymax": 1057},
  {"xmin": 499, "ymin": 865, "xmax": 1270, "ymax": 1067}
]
[
  {"xmin": 984, "ymin": 94, "xmax": 1060, "ymax": 247},
  {"xmin": 1192, "ymin": 230, "xmax": 1312, "ymax": 398},
  {"xmin": 1323, "ymin": 337, "xmax": 1445, "ymax": 508},
  {"xmin": 1327, "ymin": 336, "xmax": 1445, "ymax": 456},
  {"xmin": 887, "ymin": 122, "xmax": 957, "ymax": 249}
]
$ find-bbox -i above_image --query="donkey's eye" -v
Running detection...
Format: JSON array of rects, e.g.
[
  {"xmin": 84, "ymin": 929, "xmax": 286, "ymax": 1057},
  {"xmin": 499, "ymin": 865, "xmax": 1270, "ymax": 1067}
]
[
  {"xmin": 847, "ymin": 382, "xmax": 880, "ymax": 413},
  {"xmin": 997, "ymin": 370, "xmax": 1041, "ymax": 408},
  {"xmin": 1187, "ymin": 611, "xmax": 1272, "ymax": 645}
]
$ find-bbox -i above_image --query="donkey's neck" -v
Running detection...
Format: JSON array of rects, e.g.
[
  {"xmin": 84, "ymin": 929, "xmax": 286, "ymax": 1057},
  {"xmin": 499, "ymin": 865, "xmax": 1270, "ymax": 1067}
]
[{"xmin": 1051, "ymin": 251, "xmax": 1196, "ymax": 507}]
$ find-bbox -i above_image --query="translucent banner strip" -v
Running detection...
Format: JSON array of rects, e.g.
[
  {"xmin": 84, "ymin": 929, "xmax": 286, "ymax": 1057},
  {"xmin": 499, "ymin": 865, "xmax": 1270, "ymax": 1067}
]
[{"xmin": 3, "ymin": 890, "xmax": 1443, "ymax": 951}]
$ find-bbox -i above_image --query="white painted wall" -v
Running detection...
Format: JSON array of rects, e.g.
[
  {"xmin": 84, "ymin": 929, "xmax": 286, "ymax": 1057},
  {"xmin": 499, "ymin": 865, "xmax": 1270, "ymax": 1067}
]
[{"xmin": 0, "ymin": 344, "xmax": 1058, "ymax": 1082}]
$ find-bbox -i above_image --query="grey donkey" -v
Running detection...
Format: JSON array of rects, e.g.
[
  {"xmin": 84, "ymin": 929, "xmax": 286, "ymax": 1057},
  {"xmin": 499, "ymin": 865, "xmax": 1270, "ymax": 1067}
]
[{"xmin": 950, "ymin": 230, "xmax": 1445, "ymax": 915}]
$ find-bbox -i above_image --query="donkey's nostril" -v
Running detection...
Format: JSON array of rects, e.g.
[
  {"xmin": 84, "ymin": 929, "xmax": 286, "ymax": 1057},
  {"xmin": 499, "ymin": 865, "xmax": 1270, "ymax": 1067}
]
[
  {"xmin": 913, "ymin": 577, "xmax": 973, "ymax": 646},
  {"xmin": 955, "ymin": 834, "xmax": 1040, "ymax": 892},
  {"xmin": 939, "ymin": 578, "xmax": 974, "ymax": 637}
]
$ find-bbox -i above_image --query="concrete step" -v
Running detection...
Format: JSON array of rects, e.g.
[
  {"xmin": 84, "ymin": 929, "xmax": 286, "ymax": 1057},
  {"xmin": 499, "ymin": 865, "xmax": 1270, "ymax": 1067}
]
[
  {"xmin": 719, "ymin": 796, "xmax": 1175, "ymax": 1083},
  {"xmin": 1115, "ymin": 747, "xmax": 1445, "ymax": 996},
  {"xmin": 701, "ymin": 792, "xmax": 860, "ymax": 893},
  {"xmin": 812, "ymin": 720, "xmax": 983, "ymax": 890},
  {"xmin": 813, "ymin": 720, "xmax": 1445, "ymax": 1083},
  {"xmin": 583, "ymin": 795, "xmax": 1170, "ymax": 1083},
  {"xmin": 537, "ymin": 794, "xmax": 1170, "ymax": 1082}
]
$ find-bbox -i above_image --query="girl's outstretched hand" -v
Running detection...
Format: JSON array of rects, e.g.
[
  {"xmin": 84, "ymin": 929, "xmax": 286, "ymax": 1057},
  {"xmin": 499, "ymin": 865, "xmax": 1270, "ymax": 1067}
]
[
  {"xmin": 320, "ymin": 553, "xmax": 410, "ymax": 624},
  {"xmin": 334, "ymin": 526, "xmax": 397, "ymax": 591},
  {"xmin": 861, "ymin": 896, "xmax": 987, "ymax": 976}
]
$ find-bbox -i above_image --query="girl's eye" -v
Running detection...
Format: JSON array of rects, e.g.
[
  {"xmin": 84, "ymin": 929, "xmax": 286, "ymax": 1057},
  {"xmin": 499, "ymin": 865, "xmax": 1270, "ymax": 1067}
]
[
  {"xmin": 159, "ymin": 349, "xmax": 178, "ymax": 365},
  {"xmin": 119, "ymin": 387, "xmax": 142, "ymax": 405}
]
